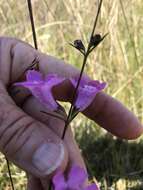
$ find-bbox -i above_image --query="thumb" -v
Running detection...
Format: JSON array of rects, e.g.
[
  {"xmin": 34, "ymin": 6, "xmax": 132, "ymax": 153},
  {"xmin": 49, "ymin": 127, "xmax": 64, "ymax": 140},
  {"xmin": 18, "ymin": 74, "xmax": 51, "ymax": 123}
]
[{"xmin": 0, "ymin": 81, "xmax": 68, "ymax": 178}]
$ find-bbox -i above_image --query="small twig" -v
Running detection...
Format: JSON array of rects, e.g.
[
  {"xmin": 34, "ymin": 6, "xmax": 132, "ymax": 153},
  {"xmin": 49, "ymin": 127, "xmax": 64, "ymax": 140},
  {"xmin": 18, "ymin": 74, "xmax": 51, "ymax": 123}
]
[
  {"xmin": 40, "ymin": 111, "xmax": 66, "ymax": 122},
  {"xmin": 17, "ymin": 56, "xmax": 40, "ymax": 79},
  {"xmin": 89, "ymin": 0, "xmax": 103, "ymax": 42},
  {"xmin": 8, "ymin": 56, "xmax": 39, "ymax": 91},
  {"xmin": 5, "ymin": 157, "xmax": 15, "ymax": 190},
  {"xmin": 27, "ymin": 0, "xmax": 38, "ymax": 50}
]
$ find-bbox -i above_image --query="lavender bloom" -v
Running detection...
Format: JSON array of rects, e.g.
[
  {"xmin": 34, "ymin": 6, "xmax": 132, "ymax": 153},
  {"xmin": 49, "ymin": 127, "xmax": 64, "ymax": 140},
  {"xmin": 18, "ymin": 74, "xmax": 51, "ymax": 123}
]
[
  {"xmin": 70, "ymin": 77, "xmax": 106, "ymax": 111},
  {"xmin": 15, "ymin": 70, "xmax": 65, "ymax": 111},
  {"xmin": 15, "ymin": 70, "xmax": 106, "ymax": 112},
  {"xmin": 52, "ymin": 165, "xmax": 100, "ymax": 190}
]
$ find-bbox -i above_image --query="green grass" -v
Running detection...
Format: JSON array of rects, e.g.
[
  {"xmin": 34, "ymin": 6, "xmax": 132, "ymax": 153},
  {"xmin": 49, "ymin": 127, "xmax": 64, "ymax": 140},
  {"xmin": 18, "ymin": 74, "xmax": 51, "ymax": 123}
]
[
  {"xmin": 0, "ymin": 0, "xmax": 143, "ymax": 189},
  {"xmin": 76, "ymin": 124, "xmax": 143, "ymax": 189}
]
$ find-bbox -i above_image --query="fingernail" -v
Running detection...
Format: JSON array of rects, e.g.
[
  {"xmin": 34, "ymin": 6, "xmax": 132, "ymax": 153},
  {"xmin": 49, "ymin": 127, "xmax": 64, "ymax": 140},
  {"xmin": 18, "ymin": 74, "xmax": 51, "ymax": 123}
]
[{"xmin": 32, "ymin": 142, "xmax": 64, "ymax": 174}]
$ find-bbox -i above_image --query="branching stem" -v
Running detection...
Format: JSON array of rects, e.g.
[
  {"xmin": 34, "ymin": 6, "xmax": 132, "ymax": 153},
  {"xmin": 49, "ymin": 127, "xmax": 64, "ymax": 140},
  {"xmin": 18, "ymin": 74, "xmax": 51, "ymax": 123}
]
[{"xmin": 62, "ymin": 0, "xmax": 104, "ymax": 139}]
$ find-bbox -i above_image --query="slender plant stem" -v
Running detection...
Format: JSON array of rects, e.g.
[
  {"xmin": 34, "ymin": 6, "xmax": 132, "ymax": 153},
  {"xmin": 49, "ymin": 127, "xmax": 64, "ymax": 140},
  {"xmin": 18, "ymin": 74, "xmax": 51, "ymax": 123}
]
[
  {"xmin": 90, "ymin": 0, "xmax": 103, "ymax": 41},
  {"xmin": 61, "ymin": 55, "xmax": 88, "ymax": 139},
  {"xmin": 6, "ymin": 157, "xmax": 15, "ymax": 190},
  {"xmin": 27, "ymin": 0, "xmax": 38, "ymax": 50},
  {"xmin": 40, "ymin": 111, "xmax": 66, "ymax": 122},
  {"xmin": 62, "ymin": 0, "xmax": 104, "ymax": 139},
  {"xmin": 119, "ymin": 0, "xmax": 139, "ymax": 67}
]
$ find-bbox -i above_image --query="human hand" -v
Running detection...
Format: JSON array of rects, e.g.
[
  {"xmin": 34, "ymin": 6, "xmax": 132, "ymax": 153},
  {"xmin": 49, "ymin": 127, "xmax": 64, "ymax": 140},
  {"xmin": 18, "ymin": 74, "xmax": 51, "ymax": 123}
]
[
  {"xmin": 9, "ymin": 37, "xmax": 142, "ymax": 140},
  {"xmin": 0, "ymin": 37, "xmax": 142, "ymax": 189},
  {"xmin": 0, "ymin": 37, "xmax": 86, "ymax": 190}
]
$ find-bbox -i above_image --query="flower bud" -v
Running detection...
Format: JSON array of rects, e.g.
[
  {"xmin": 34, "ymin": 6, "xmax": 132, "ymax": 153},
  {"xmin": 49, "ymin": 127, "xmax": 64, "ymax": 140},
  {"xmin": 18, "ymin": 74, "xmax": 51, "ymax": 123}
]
[
  {"xmin": 90, "ymin": 34, "xmax": 102, "ymax": 47},
  {"xmin": 73, "ymin": 40, "xmax": 85, "ymax": 52}
]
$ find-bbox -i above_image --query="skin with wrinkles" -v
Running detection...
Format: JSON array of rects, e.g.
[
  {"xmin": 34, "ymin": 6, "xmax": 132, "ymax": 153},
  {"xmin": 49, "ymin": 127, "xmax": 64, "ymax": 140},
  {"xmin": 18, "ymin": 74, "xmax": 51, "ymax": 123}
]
[
  {"xmin": 0, "ymin": 37, "xmax": 142, "ymax": 190},
  {"xmin": 0, "ymin": 37, "xmax": 86, "ymax": 189}
]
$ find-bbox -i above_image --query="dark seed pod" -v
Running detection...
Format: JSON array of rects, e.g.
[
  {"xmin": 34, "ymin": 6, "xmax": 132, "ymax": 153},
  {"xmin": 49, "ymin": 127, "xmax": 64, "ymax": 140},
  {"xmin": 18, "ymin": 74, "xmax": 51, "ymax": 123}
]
[
  {"xmin": 90, "ymin": 34, "xmax": 102, "ymax": 47},
  {"xmin": 73, "ymin": 40, "xmax": 85, "ymax": 52}
]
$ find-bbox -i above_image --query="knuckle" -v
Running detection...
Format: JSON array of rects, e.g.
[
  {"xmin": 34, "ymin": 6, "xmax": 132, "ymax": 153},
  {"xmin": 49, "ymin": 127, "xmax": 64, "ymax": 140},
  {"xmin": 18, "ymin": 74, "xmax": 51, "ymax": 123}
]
[
  {"xmin": 4, "ymin": 120, "xmax": 36, "ymax": 158},
  {"xmin": 0, "ymin": 105, "xmax": 36, "ymax": 157},
  {"xmin": 0, "ymin": 81, "xmax": 15, "ymax": 105},
  {"xmin": 10, "ymin": 41, "xmax": 38, "ymax": 83}
]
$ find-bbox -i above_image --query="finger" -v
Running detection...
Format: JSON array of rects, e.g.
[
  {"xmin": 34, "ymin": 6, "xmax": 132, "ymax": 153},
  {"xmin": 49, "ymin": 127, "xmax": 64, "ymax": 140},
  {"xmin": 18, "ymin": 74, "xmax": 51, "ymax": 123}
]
[
  {"xmin": 0, "ymin": 37, "xmax": 35, "ymax": 107},
  {"xmin": 4, "ymin": 36, "xmax": 83, "ymax": 167},
  {"xmin": 22, "ymin": 96, "xmax": 86, "ymax": 169},
  {"xmin": 3, "ymin": 36, "xmax": 142, "ymax": 140},
  {"xmin": 38, "ymin": 54, "xmax": 143, "ymax": 139},
  {"xmin": 38, "ymin": 53, "xmax": 143, "ymax": 139},
  {"xmin": 0, "ymin": 81, "xmax": 68, "ymax": 178},
  {"xmin": 27, "ymin": 175, "xmax": 43, "ymax": 190},
  {"xmin": 0, "ymin": 37, "xmax": 33, "ymax": 85},
  {"xmin": 9, "ymin": 41, "xmax": 77, "ymax": 103},
  {"xmin": 22, "ymin": 97, "xmax": 86, "ymax": 189},
  {"xmin": 83, "ymin": 92, "xmax": 143, "ymax": 139},
  {"xmin": 27, "ymin": 174, "xmax": 52, "ymax": 190}
]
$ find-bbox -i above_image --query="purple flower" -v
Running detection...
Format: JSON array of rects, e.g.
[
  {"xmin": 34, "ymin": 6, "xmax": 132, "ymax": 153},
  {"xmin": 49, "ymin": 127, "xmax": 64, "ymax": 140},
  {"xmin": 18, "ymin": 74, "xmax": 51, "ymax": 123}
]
[
  {"xmin": 15, "ymin": 70, "xmax": 65, "ymax": 111},
  {"xmin": 52, "ymin": 165, "xmax": 100, "ymax": 190},
  {"xmin": 70, "ymin": 77, "xmax": 106, "ymax": 111},
  {"xmin": 15, "ymin": 70, "xmax": 106, "ymax": 112}
]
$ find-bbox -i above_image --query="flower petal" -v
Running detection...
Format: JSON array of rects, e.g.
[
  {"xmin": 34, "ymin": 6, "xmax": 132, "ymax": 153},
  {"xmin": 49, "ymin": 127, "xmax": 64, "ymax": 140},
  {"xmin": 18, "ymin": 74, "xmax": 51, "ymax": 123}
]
[
  {"xmin": 14, "ymin": 81, "xmax": 43, "ymax": 87},
  {"xmin": 67, "ymin": 165, "xmax": 88, "ymax": 189},
  {"xmin": 84, "ymin": 183, "xmax": 100, "ymax": 190},
  {"xmin": 26, "ymin": 70, "xmax": 43, "ymax": 82},
  {"xmin": 45, "ymin": 74, "xmax": 61, "ymax": 81},
  {"xmin": 40, "ymin": 85, "xmax": 59, "ymax": 111},
  {"xmin": 53, "ymin": 171, "xmax": 67, "ymax": 190},
  {"xmin": 15, "ymin": 72, "xmax": 65, "ymax": 111},
  {"xmin": 70, "ymin": 77, "xmax": 106, "ymax": 111},
  {"xmin": 88, "ymin": 80, "xmax": 107, "ymax": 90},
  {"xmin": 39, "ymin": 76, "xmax": 65, "ymax": 110},
  {"xmin": 45, "ymin": 76, "xmax": 65, "ymax": 89},
  {"xmin": 70, "ymin": 76, "xmax": 89, "ymax": 88},
  {"xmin": 24, "ymin": 85, "xmax": 57, "ymax": 111},
  {"xmin": 75, "ymin": 84, "xmax": 99, "ymax": 111},
  {"xmin": 15, "ymin": 70, "xmax": 43, "ymax": 87},
  {"xmin": 15, "ymin": 82, "xmax": 58, "ymax": 111}
]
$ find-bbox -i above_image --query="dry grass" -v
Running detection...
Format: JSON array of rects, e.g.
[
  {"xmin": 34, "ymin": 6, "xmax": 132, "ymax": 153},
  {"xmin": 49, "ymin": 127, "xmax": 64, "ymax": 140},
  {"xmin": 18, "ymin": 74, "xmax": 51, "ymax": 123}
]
[{"xmin": 0, "ymin": 0, "xmax": 143, "ymax": 189}]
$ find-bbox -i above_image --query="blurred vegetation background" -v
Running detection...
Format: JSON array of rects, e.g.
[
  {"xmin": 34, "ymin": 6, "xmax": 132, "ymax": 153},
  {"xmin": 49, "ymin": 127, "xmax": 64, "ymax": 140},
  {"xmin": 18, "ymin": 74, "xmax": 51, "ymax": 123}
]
[{"xmin": 0, "ymin": 0, "xmax": 143, "ymax": 189}]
